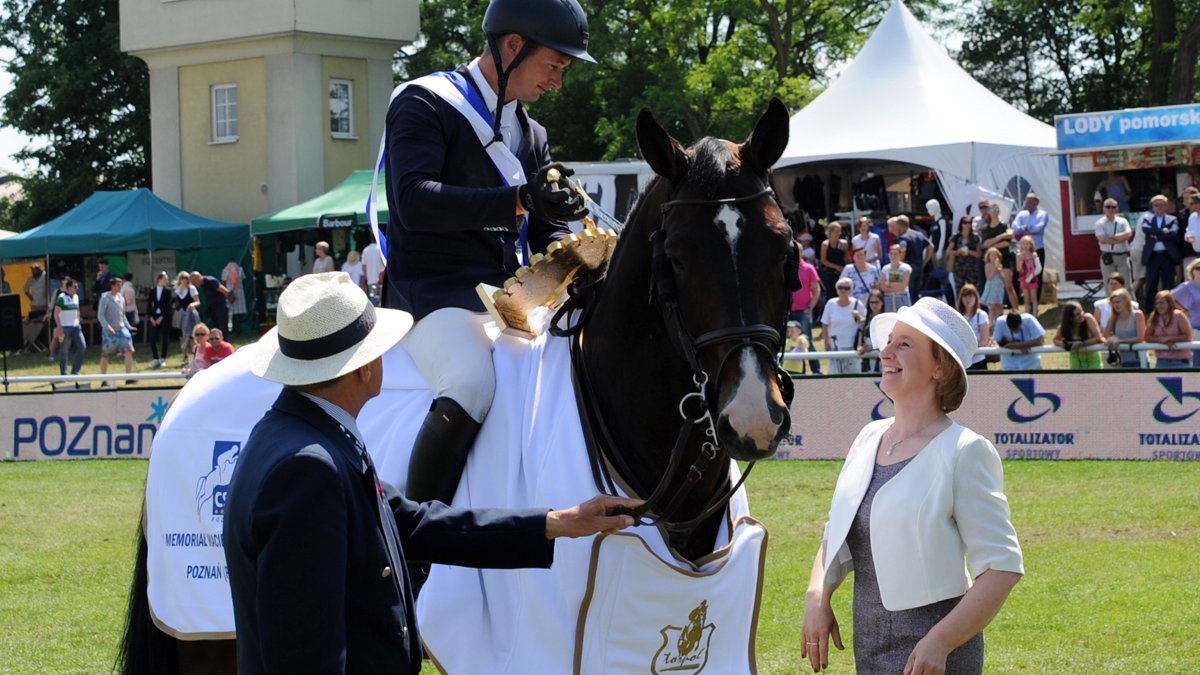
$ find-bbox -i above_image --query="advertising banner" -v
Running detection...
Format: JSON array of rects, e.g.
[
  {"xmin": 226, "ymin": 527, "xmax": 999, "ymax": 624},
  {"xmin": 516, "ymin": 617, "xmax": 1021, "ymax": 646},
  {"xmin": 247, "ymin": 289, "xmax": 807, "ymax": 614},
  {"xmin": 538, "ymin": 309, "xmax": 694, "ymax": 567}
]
[
  {"xmin": 1055, "ymin": 104, "xmax": 1200, "ymax": 151},
  {"xmin": 6, "ymin": 371, "xmax": 1199, "ymax": 462},
  {"xmin": 776, "ymin": 371, "xmax": 1200, "ymax": 461},
  {"xmin": 2, "ymin": 389, "xmax": 175, "ymax": 460}
]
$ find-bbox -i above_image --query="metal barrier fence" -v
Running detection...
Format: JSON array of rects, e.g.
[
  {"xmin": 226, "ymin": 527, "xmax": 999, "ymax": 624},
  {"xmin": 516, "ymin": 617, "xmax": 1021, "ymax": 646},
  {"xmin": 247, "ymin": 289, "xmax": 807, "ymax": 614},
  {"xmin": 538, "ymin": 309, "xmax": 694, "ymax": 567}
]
[{"xmin": 781, "ymin": 341, "xmax": 1200, "ymax": 368}]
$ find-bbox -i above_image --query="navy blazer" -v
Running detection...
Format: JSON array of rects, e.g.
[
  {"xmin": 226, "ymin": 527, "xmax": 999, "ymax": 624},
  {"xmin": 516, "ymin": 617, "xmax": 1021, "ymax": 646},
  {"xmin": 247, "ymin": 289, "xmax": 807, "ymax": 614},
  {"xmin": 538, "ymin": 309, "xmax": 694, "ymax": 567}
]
[
  {"xmin": 223, "ymin": 390, "xmax": 554, "ymax": 675},
  {"xmin": 1140, "ymin": 212, "xmax": 1182, "ymax": 265},
  {"xmin": 382, "ymin": 65, "xmax": 570, "ymax": 319},
  {"xmin": 146, "ymin": 285, "xmax": 173, "ymax": 321}
]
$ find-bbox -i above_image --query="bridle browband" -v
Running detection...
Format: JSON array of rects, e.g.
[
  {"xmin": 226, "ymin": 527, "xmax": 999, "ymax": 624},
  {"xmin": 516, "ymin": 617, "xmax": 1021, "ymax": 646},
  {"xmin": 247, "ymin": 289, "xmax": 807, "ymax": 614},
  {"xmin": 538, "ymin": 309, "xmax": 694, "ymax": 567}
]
[
  {"xmin": 555, "ymin": 179, "xmax": 799, "ymax": 536},
  {"xmin": 658, "ymin": 186, "xmax": 774, "ymax": 214}
]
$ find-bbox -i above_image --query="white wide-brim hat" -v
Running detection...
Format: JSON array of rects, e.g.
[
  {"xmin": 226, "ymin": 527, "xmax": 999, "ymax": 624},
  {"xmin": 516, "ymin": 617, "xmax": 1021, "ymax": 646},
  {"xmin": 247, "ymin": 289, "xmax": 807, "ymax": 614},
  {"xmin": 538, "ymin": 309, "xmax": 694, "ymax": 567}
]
[
  {"xmin": 869, "ymin": 296, "xmax": 977, "ymax": 389},
  {"xmin": 250, "ymin": 272, "xmax": 413, "ymax": 386}
]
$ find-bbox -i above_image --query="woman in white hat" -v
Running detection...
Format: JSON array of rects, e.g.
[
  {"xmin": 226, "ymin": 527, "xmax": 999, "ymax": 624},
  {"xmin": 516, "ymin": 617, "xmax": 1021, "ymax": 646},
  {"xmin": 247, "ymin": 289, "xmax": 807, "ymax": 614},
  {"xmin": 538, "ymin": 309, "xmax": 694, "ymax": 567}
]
[{"xmin": 801, "ymin": 297, "xmax": 1024, "ymax": 674}]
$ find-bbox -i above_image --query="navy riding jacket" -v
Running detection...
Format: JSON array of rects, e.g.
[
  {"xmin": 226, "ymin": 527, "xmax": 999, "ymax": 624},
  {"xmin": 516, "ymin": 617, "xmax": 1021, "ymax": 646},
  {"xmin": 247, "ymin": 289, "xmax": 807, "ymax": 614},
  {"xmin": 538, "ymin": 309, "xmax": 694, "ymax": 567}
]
[{"xmin": 383, "ymin": 65, "xmax": 570, "ymax": 319}]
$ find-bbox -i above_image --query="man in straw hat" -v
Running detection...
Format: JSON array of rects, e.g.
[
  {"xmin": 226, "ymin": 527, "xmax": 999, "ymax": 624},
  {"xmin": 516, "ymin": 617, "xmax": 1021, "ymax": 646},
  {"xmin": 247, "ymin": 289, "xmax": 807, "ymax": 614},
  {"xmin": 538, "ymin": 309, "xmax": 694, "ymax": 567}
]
[{"xmin": 223, "ymin": 272, "xmax": 639, "ymax": 674}]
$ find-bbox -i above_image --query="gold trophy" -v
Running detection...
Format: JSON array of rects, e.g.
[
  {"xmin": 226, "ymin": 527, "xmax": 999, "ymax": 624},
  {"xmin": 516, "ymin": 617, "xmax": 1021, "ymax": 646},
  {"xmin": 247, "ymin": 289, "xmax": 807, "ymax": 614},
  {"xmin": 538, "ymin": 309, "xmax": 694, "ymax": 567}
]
[{"xmin": 477, "ymin": 169, "xmax": 619, "ymax": 338}]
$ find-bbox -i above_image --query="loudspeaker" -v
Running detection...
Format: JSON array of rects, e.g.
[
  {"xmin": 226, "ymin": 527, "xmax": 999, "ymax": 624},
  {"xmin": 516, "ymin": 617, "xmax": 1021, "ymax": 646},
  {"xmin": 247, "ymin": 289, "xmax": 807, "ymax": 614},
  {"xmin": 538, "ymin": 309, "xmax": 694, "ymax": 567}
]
[{"xmin": 0, "ymin": 293, "xmax": 24, "ymax": 352}]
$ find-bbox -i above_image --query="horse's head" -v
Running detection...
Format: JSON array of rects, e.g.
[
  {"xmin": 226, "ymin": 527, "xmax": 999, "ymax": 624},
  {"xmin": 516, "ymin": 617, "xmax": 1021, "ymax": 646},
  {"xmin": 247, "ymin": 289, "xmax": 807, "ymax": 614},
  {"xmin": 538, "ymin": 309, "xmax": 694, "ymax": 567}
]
[{"xmin": 636, "ymin": 99, "xmax": 793, "ymax": 461}]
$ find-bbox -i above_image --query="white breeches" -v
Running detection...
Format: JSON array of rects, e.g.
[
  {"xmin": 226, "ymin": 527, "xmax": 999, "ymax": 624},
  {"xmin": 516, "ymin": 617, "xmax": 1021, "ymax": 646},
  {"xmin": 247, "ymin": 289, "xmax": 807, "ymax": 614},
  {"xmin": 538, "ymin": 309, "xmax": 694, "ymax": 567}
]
[{"xmin": 401, "ymin": 308, "xmax": 496, "ymax": 422}]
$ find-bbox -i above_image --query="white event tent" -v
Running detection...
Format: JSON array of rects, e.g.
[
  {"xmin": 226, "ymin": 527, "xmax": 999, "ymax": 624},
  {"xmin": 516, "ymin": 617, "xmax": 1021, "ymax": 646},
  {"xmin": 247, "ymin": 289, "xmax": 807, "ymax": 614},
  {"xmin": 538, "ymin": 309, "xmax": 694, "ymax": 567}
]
[{"xmin": 775, "ymin": 0, "xmax": 1063, "ymax": 276}]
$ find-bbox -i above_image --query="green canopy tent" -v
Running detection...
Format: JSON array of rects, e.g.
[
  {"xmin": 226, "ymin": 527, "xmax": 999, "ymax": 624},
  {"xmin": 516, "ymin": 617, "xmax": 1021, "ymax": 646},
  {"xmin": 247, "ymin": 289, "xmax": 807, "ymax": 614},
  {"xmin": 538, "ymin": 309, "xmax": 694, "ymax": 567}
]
[
  {"xmin": 250, "ymin": 169, "xmax": 388, "ymax": 235},
  {"xmin": 0, "ymin": 188, "xmax": 254, "ymax": 335}
]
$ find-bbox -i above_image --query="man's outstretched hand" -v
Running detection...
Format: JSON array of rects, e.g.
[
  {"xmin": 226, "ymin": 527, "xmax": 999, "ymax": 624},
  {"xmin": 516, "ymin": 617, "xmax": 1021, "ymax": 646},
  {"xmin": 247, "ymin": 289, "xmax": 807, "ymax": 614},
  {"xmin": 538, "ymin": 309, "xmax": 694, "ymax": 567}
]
[{"xmin": 545, "ymin": 495, "xmax": 643, "ymax": 539}]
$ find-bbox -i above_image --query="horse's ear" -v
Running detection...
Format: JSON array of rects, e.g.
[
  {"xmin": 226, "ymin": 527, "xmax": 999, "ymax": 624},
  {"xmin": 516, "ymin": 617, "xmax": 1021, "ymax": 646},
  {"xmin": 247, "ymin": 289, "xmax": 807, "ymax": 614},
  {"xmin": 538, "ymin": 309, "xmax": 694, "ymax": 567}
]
[
  {"xmin": 637, "ymin": 108, "xmax": 688, "ymax": 181},
  {"xmin": 743, "ymin": 97, "xmax": 790, "ymax": 171}
]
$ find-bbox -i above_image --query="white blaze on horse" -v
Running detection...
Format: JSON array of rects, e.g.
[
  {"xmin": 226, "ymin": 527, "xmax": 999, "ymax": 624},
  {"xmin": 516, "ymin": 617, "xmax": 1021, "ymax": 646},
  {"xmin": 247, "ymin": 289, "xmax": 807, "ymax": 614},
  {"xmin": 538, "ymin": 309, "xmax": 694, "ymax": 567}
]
[{"xmin": 119, "ymin": 99, "xmax": 795, "ymax": 674}]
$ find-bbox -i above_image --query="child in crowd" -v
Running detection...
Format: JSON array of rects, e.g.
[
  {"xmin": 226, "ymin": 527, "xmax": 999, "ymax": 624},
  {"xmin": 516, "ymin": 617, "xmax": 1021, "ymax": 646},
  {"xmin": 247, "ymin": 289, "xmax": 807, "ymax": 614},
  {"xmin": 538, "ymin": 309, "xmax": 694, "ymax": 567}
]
[
  {"xmin": 783, "ymin": 321, "xmax": 809, "ymax": 375},
  {"xmin": 956, "ymin": 283, "xmax": 992, "ymax": 371},
  {"xmin": 1016, "ymin": 237, "xmax": 1042, "ymax": 314},
  {"xmin": 980, "ymin": 247, "xmax": 1006, "ymax": 324}
]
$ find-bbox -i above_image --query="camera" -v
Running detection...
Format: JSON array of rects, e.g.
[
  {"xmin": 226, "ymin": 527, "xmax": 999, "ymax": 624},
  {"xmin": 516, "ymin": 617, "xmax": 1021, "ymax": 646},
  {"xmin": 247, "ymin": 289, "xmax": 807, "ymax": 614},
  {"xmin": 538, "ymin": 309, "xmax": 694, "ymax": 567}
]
[{"xmin": 1106, "ymin": 348, "xmax": 1121, "ymax": 366}]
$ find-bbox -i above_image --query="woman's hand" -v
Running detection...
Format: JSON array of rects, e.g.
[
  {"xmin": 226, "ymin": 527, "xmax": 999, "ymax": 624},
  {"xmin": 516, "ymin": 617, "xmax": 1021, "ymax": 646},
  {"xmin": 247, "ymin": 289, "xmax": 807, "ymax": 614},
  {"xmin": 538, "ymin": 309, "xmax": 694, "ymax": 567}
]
[
  {"xmin": 802, "ymin": 592, "xmax": 844, "ymax": 672},
  {"xmin": 904, "ymin": 633, "xmax": 951, "ymax": 675}
]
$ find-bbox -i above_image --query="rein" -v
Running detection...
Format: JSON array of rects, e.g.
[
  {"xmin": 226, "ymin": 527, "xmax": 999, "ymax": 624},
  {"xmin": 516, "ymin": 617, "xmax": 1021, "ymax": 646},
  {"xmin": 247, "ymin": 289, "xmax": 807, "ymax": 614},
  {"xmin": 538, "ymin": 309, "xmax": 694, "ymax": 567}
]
[{"xmin": 554, "ymin": 182, "xmax": 797, "ymax": 535}]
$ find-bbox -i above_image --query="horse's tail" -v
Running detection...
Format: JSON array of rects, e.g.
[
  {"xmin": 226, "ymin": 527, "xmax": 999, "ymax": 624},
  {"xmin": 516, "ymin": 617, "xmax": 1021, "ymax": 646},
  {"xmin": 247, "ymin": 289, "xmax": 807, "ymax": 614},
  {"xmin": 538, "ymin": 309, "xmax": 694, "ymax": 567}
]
[{"xmin": 115, "ymin": 508, "xmax": 179, "ymax": 675}]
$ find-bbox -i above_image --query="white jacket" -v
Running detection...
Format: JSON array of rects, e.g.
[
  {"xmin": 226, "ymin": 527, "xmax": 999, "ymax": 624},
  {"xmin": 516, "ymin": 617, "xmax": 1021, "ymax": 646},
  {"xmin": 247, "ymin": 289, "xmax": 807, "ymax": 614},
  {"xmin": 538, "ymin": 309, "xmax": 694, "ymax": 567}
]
[{"xmin": 823, "ymin": 418, "xmax": 1024, "ymax": 611}]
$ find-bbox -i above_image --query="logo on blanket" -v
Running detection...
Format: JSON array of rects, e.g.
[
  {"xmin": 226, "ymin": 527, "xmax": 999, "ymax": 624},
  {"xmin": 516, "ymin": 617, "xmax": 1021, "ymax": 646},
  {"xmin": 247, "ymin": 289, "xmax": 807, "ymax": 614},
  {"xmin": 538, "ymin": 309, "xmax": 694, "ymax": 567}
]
[
  {"xmin": 195, "ymin": 441, "xmax": 240, "ymax": 519},
  {"xmin": 652, "ymin": 599, "xmax": 714, "ymax": 673}
]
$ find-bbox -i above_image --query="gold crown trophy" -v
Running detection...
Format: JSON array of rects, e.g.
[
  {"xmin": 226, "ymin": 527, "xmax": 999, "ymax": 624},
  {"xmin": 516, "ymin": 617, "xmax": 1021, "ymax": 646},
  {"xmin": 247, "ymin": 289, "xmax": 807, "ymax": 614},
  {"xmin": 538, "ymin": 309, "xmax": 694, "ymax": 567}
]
[{"xmin": 477, "ymin": 169, "xmax": 620, "ymax": 338}]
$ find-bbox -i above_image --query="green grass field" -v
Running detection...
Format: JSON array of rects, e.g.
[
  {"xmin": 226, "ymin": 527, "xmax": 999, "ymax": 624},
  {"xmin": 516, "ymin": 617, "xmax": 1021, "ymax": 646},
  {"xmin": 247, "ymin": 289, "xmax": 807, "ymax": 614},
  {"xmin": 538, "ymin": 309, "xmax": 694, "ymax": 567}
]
[{"xmin": 2, "ymin": 459, "xmax": 1197, "ymax": 674}]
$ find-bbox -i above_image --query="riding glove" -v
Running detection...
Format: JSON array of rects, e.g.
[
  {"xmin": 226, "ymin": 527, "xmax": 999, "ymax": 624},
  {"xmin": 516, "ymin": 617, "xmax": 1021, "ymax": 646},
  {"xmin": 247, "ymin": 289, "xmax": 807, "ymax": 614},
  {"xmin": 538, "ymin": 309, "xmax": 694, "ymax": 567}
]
[{"xmin": 519, "ymin": 163, "xmax": 590, "ymax": 222}]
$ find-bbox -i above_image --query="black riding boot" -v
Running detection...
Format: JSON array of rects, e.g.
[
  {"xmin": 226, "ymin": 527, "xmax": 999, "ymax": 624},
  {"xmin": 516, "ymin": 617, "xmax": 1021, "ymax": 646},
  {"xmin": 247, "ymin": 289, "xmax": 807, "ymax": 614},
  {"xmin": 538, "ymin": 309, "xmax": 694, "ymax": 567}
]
[
  {"xmin": 405, "ymin": 397, "xmax": 482, "ymax": 504},
  {"xmin": 405, "ymin": 397, "xmax": 481, "ymax": 598}
]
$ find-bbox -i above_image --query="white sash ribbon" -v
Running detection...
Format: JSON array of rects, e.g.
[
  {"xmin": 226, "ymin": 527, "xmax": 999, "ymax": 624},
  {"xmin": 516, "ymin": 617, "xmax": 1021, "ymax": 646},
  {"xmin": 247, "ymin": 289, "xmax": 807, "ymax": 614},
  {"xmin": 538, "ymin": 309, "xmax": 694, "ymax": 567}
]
[{"xmin": 367, "ymin": 72, "xmax": 527, "ymax": 262}]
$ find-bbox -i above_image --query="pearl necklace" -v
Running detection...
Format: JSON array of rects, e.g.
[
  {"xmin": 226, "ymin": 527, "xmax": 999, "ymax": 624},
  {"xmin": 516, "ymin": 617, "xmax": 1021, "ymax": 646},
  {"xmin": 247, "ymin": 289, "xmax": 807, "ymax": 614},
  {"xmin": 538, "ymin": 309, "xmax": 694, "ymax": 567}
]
[{"xmin": 884, "ymin": 417, "xmax": 945, "ymax": 456}]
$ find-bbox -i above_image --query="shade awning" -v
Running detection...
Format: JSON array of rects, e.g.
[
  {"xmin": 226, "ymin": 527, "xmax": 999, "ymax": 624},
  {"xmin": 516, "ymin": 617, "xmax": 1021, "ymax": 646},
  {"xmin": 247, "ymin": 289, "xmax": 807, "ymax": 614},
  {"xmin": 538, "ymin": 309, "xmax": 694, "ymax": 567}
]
[{"xmin": 251, "ymin": 170, "xmax": 389, "ymax": 235}]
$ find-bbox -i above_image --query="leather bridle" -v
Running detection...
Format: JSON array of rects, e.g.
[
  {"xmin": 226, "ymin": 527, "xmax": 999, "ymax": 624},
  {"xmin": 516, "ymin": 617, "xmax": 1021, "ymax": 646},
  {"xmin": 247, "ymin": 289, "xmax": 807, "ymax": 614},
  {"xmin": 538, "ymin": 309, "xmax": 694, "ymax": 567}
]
[{"xmin": 556, "ymin": 181, "xmax": 799, "ymax": 534}]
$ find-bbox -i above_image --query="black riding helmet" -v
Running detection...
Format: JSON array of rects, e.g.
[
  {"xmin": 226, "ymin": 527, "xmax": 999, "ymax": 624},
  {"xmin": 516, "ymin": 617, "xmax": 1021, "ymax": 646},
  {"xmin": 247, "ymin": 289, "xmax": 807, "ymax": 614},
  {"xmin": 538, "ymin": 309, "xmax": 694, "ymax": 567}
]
[
  {"xmin": 483, "ymin": 0, "xmax": 595, "ymax": 63},
  {"xmin": 481, "ymin": 0, "xmax": 594, "ymax": 142}
]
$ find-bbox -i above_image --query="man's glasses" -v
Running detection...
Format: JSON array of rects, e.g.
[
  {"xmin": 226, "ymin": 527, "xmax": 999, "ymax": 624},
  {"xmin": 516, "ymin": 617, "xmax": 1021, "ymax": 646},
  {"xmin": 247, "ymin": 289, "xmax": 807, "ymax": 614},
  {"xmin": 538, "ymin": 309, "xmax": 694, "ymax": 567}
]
[
  {"xmin": 1104, "ymin": 205, "xmax": 1118, "ymax": 210},
  {"xmin": 208, "ymin": 337, "xmax": 221, "ymax": 343}
]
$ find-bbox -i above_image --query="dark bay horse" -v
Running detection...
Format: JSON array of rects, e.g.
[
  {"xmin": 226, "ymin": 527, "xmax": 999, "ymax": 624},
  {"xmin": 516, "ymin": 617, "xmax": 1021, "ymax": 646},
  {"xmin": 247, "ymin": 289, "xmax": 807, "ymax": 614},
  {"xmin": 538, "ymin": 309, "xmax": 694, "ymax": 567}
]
[
  {"xmin": 117, "ymin": 99, "xmax": 794, "ymax": 673},
  {"xmin": 568, "ymin": 97, "xmax": 794, "ymax": 561}
]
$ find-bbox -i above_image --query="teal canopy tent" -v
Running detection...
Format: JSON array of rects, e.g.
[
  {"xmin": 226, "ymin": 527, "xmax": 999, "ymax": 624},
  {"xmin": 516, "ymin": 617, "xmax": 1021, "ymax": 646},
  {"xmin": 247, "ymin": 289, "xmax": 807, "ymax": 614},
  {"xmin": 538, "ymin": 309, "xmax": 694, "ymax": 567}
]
[
  {"xmin": 0, "ymin": 188, "xmax": 248, "ymax": 258},
  {"xmin": 0, "ymin": 188, "xmax": 255, "ymax": 335}
]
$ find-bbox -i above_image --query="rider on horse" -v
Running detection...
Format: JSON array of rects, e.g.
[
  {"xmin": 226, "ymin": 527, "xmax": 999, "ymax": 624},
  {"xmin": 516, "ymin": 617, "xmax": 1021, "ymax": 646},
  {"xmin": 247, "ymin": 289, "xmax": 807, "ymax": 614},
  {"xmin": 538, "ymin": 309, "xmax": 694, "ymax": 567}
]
[{"xmin": 383, "ymin": 0, "xmax": 593, "ymax": 505}]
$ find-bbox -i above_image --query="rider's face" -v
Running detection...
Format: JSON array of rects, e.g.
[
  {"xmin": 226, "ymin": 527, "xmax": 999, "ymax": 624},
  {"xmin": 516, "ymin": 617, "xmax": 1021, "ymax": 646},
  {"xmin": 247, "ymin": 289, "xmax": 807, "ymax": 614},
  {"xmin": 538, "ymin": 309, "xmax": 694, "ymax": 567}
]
[{"xmin": 505, "ymin": 43, "xmax": 572, "ymax": 103}]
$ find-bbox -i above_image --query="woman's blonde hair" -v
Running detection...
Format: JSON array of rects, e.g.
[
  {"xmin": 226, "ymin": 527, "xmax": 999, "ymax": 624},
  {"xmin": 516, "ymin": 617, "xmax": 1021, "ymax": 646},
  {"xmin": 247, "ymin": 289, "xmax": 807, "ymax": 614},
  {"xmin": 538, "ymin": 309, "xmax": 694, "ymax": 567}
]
[{"xmin": 1105, "ymin": 288, "xmax": 1133, "ymax": 335}]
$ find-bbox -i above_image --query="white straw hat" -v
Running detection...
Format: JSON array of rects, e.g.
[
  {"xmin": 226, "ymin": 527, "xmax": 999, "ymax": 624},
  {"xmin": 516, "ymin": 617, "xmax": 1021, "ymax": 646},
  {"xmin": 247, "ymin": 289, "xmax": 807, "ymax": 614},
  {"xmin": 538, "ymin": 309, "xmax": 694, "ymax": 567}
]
[
  {"xmin": 250, "ymin": 272, "xmax": 412, "ymax": 386},
  {"xmin": 869, "ymin": 296, "xmax": 977, "ymax": 387}
]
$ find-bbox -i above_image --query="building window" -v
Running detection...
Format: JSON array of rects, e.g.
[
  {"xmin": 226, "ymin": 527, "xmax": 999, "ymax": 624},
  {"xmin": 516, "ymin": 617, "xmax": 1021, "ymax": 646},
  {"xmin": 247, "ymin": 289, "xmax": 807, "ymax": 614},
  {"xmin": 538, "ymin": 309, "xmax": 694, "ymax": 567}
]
[
  {"xmin": 211, "ymin": 84, "xmax": 238, "ymax": 143},
  {"xmin": 329, "ymin": 79, "xmax": 354, "ymax": 138}
]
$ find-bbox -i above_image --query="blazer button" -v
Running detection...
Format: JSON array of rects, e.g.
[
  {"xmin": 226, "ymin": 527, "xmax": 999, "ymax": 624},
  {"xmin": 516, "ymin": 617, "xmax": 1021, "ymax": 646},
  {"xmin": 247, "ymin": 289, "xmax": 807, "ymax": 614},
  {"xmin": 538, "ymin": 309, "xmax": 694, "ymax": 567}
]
[
  {"xmin": 400, "ymin": 626, "xmax": 408, "ymax": 637},
  {"xmin": 382, "ymin": 565, "xmax": 392, "ymax": 578}
]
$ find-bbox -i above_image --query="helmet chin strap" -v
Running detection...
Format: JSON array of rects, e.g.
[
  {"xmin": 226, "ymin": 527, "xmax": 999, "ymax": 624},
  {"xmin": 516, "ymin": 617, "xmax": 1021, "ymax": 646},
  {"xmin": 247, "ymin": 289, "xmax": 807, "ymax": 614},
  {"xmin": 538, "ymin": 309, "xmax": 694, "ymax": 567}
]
[{"xmin": 486, "ymin": 35, "xmax": 534, "ymax": 145}]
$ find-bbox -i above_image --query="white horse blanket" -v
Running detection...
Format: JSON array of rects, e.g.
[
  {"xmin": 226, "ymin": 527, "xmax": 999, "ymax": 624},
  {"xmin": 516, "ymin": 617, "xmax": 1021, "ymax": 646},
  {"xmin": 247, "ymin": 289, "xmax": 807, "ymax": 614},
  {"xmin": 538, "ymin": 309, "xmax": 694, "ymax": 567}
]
[{"xmin": 144, "ymin": 330, "xmax": 766, "ymax": 673}]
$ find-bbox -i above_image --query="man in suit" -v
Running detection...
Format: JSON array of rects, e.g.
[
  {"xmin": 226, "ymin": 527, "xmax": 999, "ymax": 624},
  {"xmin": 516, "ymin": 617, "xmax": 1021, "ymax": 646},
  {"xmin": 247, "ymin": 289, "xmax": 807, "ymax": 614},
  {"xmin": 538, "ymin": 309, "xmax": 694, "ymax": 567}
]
[
  {"xmin": 145, "ymin": 271, "xmax": 174, "ymax": 368},
  {"xmin": 223, "ymin": 272, "xmax": 637, "ymax": 675},
  {"xmin": 1139, "ymin": 193, "xmax": 1182, "ymax": 307},
  {"xmin": 91, "ymin": 258, "xmax": 114, "ymax": 311},
  {"xmin": 383, "ymin": 0, "xmax": 592, "ymax": 505}
]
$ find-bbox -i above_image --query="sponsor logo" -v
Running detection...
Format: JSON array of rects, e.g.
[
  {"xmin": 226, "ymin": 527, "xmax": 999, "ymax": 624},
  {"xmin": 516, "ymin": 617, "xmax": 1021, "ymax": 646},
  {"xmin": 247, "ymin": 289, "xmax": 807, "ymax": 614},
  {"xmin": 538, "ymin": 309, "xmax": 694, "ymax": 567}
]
[
  {"xmin": 1006, "ymin": 378, "xmax": 1061, "ymax": 423},
  {"xmin": 146, "ymin": 396, "xmax": 170, "ymax": 424},
  {"xmin": 652, "ymin": 600, "xmax": 714, "ymax": 674},
  {"xmin": 195, "ymin": 441, "xmax": 240, "ymax": 519},
  {"xmin": 1151, "ymin": 377, "xmax": 1200, "ymax": 424}
]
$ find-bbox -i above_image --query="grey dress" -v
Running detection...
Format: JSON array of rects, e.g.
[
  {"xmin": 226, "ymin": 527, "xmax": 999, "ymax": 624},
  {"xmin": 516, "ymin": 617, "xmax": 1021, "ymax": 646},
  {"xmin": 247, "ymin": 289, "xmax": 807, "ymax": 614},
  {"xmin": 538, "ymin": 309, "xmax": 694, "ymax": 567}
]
[{"xmin": 846, "ymin": 457, "xmax": 985, "ymax": 674}]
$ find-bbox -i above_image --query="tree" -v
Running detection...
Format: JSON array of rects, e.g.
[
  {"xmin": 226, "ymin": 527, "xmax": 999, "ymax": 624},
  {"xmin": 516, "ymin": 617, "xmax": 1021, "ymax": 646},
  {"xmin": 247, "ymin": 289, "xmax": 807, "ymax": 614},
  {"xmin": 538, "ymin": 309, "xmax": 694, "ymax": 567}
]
[
  {"xmin": 955, "ymin": 0, "xmax": 1200, "ymax": 120},
  {"xmin": 398, "ymin": 0, "xmax": 941, "ymax": 160},
  {"xmin": 0, "ymin": 0, "xmax": 150, "ymax": 230}
]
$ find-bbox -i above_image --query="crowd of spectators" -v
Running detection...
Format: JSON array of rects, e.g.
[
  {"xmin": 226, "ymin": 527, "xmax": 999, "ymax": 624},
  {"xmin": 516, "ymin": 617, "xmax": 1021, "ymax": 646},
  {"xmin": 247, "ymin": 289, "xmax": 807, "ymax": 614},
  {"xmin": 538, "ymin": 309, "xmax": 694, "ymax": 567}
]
[
  {"xmin": 781, "ymin": 186, "xmax": 1196, "ymax": 373},
  {"xmin": 14, "ymin": 259, "xmax": 245, "ymax": 386}
]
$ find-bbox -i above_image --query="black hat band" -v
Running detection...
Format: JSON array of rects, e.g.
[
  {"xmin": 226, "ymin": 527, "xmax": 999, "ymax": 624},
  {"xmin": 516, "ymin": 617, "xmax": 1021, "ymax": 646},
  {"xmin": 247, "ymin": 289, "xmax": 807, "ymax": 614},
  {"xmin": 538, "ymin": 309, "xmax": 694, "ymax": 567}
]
[{"xmin": 277, "ymin": 303, "xmax": 376, "ymax": 361}]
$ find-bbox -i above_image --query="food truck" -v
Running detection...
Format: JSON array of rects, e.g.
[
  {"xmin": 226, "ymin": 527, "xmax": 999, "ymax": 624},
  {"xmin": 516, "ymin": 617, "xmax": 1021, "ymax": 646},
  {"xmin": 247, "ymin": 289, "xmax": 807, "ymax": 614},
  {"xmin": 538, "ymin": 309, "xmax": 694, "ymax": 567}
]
[{"xmin": 1055, "ymin": 103, "xmax": 1200, "ymax": 282}]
